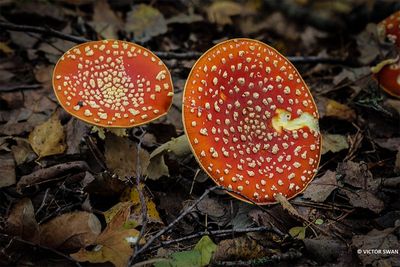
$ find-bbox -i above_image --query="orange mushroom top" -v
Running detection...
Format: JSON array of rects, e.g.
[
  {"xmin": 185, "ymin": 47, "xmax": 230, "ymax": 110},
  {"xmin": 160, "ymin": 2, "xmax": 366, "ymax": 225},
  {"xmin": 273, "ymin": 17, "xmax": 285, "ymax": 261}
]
[
  {"xmin": 374, "ymin": 11, "xmax": 400, "ymax": 98},
  {"xmin": 52, "ymin": 40, "xmax": 174, "ymax": 128},
  {"xmin": 182, "ymin": 38, "xmax": 321, "ymax": 205},
  {"xmin": 378, "ymin": 10, "xmax": 400, "ymax": 47}
]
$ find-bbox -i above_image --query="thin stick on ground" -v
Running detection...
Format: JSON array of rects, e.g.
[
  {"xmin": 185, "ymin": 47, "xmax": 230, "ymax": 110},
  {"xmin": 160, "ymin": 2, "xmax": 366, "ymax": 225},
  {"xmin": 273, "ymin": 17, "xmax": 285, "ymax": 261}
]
[
  {"xmin": 0, "ymin": 21, "xmax": 351, "ymax": 64},
  {"xmin": 130, "ymin": 185, "xmax": 222, "ymax": 263},
  {"xmin": 147, "ymin": 226, "xmax": 273, "ymax": 252}
]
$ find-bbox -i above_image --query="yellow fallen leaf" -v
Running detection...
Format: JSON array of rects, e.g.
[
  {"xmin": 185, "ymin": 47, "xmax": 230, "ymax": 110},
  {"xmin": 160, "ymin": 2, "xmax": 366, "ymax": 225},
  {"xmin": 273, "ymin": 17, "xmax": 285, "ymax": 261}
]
[
  {"xmin": 207, "ymin": 1, "xmax": 242, "ymax": 25},
  {"xmin": 29, "ymin": 113, "xmax": 66, "ymax": 158},
  {"xmin": 130, "ymin": 184, "xmax": 162, "ymax": 225},
  {"xmin": 0, "ymin": 42, "xmax": 14, "ymax": 54}
]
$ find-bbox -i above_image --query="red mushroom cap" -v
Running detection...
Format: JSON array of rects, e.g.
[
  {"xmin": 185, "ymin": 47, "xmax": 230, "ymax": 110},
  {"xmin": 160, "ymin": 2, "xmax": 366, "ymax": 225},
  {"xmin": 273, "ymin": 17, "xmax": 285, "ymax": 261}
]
[
  {"xmin": 52, "ymin": 40, "xmax": 174, "ymax": 128},
  {"xmin": 182, "ymin": 38, "xmax": 321, "ymax": 205},
  {"xmin": 378, "ymin": 10, "xmax": 400, "ymax": 47},
  {"xmin": 374, "ymin": 58, "xmax": 400, "ymax": 98}
]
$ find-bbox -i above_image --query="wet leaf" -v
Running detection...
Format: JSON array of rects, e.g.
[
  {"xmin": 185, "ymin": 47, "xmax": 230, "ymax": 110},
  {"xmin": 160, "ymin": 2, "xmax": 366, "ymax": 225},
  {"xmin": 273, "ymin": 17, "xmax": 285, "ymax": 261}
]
[
  {"xmin": 40, "ymin": 211, "xmax": 101, "ymax": 251},
  {"xmin": 321, "ymin": 134, "xmax": 349, "ymax": 154},
  {"xmin": 125, "ymin": 4, "xmax": 167, "ymax": 42},
  {"xmin": 105, "ymin": 134, "xmax": 150, "ymax": 180},
  {"xmin": 28, "ymin": 114, "xmax": 66, "ymax": 158}
]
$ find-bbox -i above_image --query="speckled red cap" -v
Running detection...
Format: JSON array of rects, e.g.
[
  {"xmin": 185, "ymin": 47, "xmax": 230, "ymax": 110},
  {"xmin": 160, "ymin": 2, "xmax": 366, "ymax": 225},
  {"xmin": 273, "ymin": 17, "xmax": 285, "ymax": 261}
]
[
  {"xmin": 53, "ymin": 40, "xmax": 174, "ymax": 127},
  {"xmin": 182, "ymin": 38, "xmax": 321, "ymax": 204}
]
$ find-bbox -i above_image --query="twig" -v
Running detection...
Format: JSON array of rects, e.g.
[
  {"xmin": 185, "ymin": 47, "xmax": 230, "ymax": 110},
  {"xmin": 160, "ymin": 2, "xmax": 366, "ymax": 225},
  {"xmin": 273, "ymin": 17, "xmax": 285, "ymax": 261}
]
[
  {"xmin": 0, "ymin": 84, "xmax": 42, "ymax": 92},
  {"xmin": 130, "ymin": 128, "xmax": 148, "ymax": 263},
  {"xmin": 0, "ymin": 233, "xmax": 82, "ymax": 267},
  {"xmin": 130, "ymin": 185, "xmax": 222, "ymax": 263},
  {"xmin": 0, "ymin": 21, "xmax": 89, "ymax": 43},
  {"xmin": 213, "ymin": 249, "xmax": 302, "ymax": 266},
  {"xmin": 148, "ymin": 226, "xmax": 273, "ymax": 252},
  {"xmin": 1, "ymin": 21, "xmax": 351, "ymax": 64}
]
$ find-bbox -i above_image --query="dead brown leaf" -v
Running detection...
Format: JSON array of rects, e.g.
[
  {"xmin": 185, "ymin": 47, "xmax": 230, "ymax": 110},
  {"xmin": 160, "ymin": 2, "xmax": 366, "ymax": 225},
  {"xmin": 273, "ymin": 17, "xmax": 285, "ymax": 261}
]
[
  {"xmin": 0, "ymin": 153, "xmax": 16, "ymax": 188},
  {"xmin": 40, "ymin": 211, "xmax": 101, "ymax": 251},
  {"xmin": 352, "ymin": 227, "xmax": 399, "ymax": 266},
  {"xmin": 303, "ymin": 170, "xmax": 338, "ymax": 202},
  {"xmin": 6, "ymin": 198, "xmax": 39, "ymax": 243},
  {"xmin": 90, "ymin": 0, "xmax": 123, "ymax": 39},
  {"xmin": 11, "ymin": 137, "xmax": 36, "ymax": 165},
  {"xmin": 344, "ymin": 190, "xmax": 384, "ymax": 214},
  {"xmin": 104, "ymin": 134, "xmax": 150, "ymax": 181},
  {"xmin": 28, "ymin": 114, "xmax": 66, "ymax": 158}
]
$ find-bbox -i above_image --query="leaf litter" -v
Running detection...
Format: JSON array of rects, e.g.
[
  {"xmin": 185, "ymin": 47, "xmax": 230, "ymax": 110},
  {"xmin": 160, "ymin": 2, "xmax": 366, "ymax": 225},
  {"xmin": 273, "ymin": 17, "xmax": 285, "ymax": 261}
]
[{"xmin": 1, "ymin": 1, "xmax": 400, "ymax": 266}]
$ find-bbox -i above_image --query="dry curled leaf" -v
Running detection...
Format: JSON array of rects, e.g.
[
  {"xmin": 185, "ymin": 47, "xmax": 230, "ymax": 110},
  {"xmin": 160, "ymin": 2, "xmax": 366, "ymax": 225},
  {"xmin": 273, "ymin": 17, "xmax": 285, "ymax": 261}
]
[{"xmin": 29, "ymin": 114, "xmax": 66, "ymax": 158}]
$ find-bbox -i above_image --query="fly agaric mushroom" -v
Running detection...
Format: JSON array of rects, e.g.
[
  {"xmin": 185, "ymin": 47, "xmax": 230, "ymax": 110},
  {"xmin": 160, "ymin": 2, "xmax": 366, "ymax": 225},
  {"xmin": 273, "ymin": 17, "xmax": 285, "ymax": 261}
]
[
  {"xmin": 373, "ymin": 11, "xmax": 400, "ymax": 98},
  {"xmin": 52, "ymin": 40, "xmax": 174, "ymax": 128},
  {"xmin": 377, "ymin": 10, "xmax": 400, "ymax": 47},
  {"xmin": 182, "ymin": 38, "xmax": 321, "ymax": 204}
]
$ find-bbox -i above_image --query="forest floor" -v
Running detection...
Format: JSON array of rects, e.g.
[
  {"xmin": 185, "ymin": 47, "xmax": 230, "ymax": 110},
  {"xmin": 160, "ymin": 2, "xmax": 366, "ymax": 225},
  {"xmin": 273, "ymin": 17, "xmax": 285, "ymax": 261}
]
[{"xmin": 0, "ymin": 0, "xmax": 400, "ymax": 266}]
